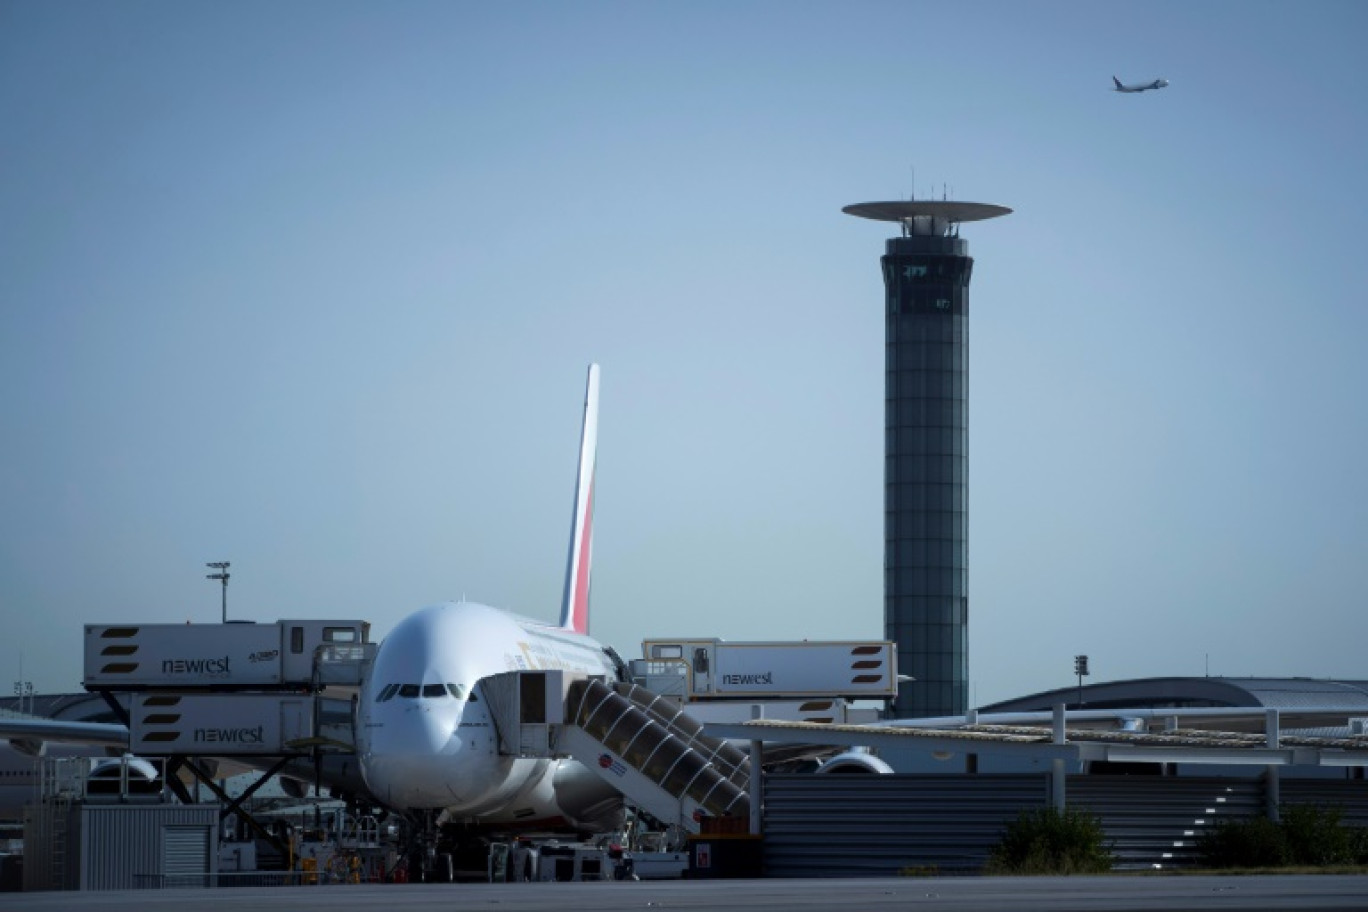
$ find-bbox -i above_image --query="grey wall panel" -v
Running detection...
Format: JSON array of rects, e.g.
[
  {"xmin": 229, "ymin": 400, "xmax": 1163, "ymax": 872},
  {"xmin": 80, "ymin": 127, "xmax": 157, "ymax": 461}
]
[
  {"xmin": 1282, "ymin": 779, "xmax": 1368, "ymax": 825},
  {"xmin": 760, "ymin": 774, "xmax": 1351, "ymax": 875},
  {"xmin": 79, "ymin": 804, "xmax": 219, "ymax": 890},
  {"xmin": 1068, "ymin": 776, "xmax": 1264, "ymax": 870},
  {"xmin": 21, "ymin": 801, "xmax": 78, "ymax": 891},
  {"xmin": 763, "ymin": 774, "xmax": 1047, "ymax": 876}
]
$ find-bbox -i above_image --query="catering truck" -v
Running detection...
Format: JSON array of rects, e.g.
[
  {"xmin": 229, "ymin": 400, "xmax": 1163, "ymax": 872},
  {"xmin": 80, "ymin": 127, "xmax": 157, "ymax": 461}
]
[
  {"xmin": 84, "ymin": 619, "xmax": 370, "ymax": 690},
  {"xmin": 635, "ymin": 639, "xmax": 897, "ymax": 701}
]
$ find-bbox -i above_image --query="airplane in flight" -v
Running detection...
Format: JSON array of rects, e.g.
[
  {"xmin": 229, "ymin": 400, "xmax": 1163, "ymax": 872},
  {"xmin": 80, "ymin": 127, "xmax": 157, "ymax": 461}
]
[
  {"xmin": 1112, "ymin": 75, "xmax": 1169, "ymax": 93},
  {"xmin": 0, "ymin": 364, "xmax": 629, "ymax": 859}
]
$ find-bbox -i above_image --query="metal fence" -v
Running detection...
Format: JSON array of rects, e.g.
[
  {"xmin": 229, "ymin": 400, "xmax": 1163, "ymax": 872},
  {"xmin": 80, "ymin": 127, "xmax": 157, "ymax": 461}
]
[
  {"xmin": 1283, "ymin": 779, "xmax": 1368, "ymax": 826},
  {"xmin": 762, "ymin": 773, "xmax": 1045, "ymax": 877},
  {"xmin": 1068, "ymin": 776, "xmax": 1263, "ymax": 870},
  {"xmin": 761, "ymin": 773, "xmax": 1368, "ymax": 876}
]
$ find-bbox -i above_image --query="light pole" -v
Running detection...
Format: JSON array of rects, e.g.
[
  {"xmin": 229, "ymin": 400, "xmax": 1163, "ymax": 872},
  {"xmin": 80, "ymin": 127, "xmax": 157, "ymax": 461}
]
[
  {"xmin": 1074, "ymin": 654, "xmax": 1089, "ymax": 708},
  {"xmin": 13, "ymin": 680, "xmax": 33, "ymax": 716},
  {"xmin": 13, "ymin": 653, "xmax": 33, "ymax": 715},
  {"xmin": 206, "ymin": 561, "xmax": 230, "ymax": 623}
]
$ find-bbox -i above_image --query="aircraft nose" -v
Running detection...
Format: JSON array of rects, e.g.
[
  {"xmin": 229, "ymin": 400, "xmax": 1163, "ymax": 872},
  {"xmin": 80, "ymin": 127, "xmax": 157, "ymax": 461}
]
[
  {"xmin": 362, "ymin": 699, "xmax": 465, "ymax": 807},
  {"xmin": 385, "ymin": 700, "xmax": 460, "ymax": 753}
]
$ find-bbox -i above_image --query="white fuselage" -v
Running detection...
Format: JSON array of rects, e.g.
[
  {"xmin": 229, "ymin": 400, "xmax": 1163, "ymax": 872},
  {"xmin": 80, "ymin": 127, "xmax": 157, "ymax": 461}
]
[
  {"xmin": 356, "ymin": 601, "xmax": 619, "ymax": 828},
  {"xmin": 1116, "ymin": 78, "xmax": 1169, "ymax": 93},
  {"xmin": 0, "ymin": 747, "xmax": 54, "ymax": 820}
]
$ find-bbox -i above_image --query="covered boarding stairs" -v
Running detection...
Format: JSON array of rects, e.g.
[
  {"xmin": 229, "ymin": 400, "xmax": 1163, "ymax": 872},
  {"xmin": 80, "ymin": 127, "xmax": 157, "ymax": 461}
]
[{"xmin": 479, "ymin": 671, "xmax": 750, "ymax": 833}]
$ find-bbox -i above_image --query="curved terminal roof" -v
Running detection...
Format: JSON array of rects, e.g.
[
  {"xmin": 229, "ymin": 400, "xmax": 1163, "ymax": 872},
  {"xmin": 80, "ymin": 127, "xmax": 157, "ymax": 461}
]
[{"xmin": 979, "ymin": 677, "xmax": 1368, "ymax": 715}]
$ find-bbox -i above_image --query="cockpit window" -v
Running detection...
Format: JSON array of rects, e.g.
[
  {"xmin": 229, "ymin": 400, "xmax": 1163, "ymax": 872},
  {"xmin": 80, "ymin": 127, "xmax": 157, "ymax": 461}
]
[
  {"xmin": 377, "ymin": 683, "xmax": 400, "ymax": 702},
  {"xmin": 398, "ymin": 684, "xmax": 420, "ymax": 698},
  {"xmin": 447, "ymin": 683, "xmax": 464, "ymax": 699},
  {"xmin": 422, "ymin": 683, "xmax": 446, "ymax": 698}
]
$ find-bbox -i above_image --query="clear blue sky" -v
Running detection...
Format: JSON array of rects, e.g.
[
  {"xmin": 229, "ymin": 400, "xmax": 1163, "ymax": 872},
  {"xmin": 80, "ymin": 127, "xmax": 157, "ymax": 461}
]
[{"xmin": 3, "ymin": 1, "xmax": 1365, "ymax": 707}]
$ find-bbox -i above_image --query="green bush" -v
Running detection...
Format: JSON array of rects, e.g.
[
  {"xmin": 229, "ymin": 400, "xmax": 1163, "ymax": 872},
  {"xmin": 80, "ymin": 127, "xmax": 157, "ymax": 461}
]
[
  {"xmin": 1279, "ymin": 805, "xmax": 1356, "ymax": 867},
  {"xmin": 1197, "ymin": 816, "xmax": 1288, "ymax": 868},
  {"xmin": 985, "ymin": 807, "xmax": 1115, "ymax": 875},
  {"xmin": 1198, "ymin": 804, "xmax": 1368, "ymax": 869},
  {"xmin": 1350, "ymin": 824, "xmax": 1368, "ymax": 865}
]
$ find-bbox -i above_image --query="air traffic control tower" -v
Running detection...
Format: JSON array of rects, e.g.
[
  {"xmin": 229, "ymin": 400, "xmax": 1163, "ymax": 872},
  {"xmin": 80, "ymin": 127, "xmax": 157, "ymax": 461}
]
[{"xmin": 844, "ymin": 199, "xmax": 1011, "ymax": 719}]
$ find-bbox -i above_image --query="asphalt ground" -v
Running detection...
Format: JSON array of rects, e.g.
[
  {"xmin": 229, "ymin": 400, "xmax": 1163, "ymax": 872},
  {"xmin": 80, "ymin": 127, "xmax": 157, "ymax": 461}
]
[{"xmin": 5, "ymin": 874, "xmax": 1368, "ymax": 912}]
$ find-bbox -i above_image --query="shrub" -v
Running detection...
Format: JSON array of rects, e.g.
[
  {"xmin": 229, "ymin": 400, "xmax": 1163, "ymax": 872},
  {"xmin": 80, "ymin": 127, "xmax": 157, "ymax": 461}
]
[
  {"xmin": 1280, "ymin": 805, "xmax": 1355, "ymax": 867},
  {"xmin": 1198, "ymin": 804, "xmax": 1367, "ymax": 869},
  {"xmin": 1349, "ymin": 824, "xmax": 1368, "ymax": 865},
  {"xmin": 985, "ymin": 807, "xmax": 1115, "ymax": 875},
  {"xmin": 1197, "ymin": 816, "xmax": 1288, "ymax": 869}
]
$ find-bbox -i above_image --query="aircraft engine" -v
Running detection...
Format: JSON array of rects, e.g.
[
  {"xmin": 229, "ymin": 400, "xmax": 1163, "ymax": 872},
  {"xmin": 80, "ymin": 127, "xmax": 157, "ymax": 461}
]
[
  {"xmin": 279, "ymin": 776, "xmax": 312, "ymax": 800},
  {"xmin": 816, "ymin": 750, "xmax": 894, "ymax": 775},
  {"xmin": 551, "ymin": 761, "xmax": 625, "ymax": 832},
  {"xmin": 86, "ymin": 756, "xmax": 164, "ymax": 795}
]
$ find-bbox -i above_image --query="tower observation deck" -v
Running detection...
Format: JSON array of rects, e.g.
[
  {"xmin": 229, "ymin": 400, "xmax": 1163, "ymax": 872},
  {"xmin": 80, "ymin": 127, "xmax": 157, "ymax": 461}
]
[{"xmin": 844, "ymin": 199, "xmax": 1011, "ymax": 718}]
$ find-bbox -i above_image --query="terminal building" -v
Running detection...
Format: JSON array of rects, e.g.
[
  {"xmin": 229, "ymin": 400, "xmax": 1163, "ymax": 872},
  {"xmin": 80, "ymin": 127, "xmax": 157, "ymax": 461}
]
[{"xmin": 982, "ymin": 676, "xmax": 1368, "ymax": 735}]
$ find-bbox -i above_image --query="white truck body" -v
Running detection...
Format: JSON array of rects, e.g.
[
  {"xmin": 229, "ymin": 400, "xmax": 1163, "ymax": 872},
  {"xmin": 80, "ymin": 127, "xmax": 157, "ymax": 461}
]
[
  {"xmin": 130, "ymin": 693, "xmax": 316, "ymax": 755},
  {"xmin": 677, "ymin": 698, "xmax": 880, "ymax": 726},
  {"xmin": 84, "ymin": 619, "xmax": 370, "ymax": 689},
  {"xmin": 637, "ymin": 639, "xmax": 897, "ymax": 700}
]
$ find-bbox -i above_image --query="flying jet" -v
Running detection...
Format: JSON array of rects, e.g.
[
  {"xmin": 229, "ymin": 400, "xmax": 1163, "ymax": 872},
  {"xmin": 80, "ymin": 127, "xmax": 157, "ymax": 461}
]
[{"xmin": 1112, "ymin": 75, "xmax": 1169, "ymax": 93}]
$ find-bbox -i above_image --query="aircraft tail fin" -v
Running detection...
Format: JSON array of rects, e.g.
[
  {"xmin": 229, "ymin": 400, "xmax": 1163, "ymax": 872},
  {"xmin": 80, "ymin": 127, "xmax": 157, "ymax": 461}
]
[
  {"xmin": 1112, "ymin": 76, "xmax": 1123, "ymax": 90},
  {"xmin": 559, "ymin": 364, "xmax": 600, "ymax": 634}
]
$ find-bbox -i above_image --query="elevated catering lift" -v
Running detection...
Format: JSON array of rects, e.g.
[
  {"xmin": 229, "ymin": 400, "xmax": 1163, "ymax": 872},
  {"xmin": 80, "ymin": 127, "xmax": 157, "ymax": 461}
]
[{"xmin": 82, "ymin": 619, "xmax": 375, "ymax": 858}]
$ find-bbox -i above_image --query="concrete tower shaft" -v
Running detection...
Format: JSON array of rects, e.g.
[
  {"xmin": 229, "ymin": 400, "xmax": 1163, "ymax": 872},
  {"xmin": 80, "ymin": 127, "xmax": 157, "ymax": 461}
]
[{"xmin": 844, "ymin": 200, "xmax": 1009, "ymax": 719}]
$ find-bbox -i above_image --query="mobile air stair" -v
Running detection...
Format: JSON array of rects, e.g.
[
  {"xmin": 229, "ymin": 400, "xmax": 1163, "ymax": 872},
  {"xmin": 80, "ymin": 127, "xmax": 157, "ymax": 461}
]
[{"xmin": 479, "ymin": 671, "xmax": 751, "ymax": 833}]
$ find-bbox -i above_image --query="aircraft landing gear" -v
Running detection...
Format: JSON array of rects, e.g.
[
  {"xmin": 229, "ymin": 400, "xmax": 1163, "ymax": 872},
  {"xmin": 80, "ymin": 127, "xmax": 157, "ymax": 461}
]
[{"xmin": 407, "ymin": 810, "xmax": 453, "ymax": 883}]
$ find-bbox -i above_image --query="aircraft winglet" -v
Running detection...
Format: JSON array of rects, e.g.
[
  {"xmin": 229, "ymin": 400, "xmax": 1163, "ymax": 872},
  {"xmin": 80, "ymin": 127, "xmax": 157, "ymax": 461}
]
[{"xmin": 559, "ymin": 364, "xmax": 599, "ymax": 634}]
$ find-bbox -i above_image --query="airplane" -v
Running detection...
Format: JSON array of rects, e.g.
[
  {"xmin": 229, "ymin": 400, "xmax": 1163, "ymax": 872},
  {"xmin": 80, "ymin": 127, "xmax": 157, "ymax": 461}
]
[
  {"xmin": 354, "ymin": 363, "xmax": 630, "ymax": 840},
  {"xmin": 0, "ymin": 365, "xmax": 630, "ymax": 853},
  {"xmin": 1112, "ymin": 75, "xmax": 1169, "ymax": 93},
  {"xmin": 0, "ymin": 718, "xmax": 132, "ymax": 820}
]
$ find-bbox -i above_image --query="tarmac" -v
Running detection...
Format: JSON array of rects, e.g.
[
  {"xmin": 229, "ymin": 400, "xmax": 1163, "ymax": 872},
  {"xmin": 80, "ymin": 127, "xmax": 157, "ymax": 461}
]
[{"xmin": 5, "ymin": 874, "xmax": 1368, "ymax": 912}]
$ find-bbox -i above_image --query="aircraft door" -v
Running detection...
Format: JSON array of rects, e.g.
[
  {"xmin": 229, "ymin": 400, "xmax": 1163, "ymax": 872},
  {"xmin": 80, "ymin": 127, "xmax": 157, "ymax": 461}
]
[{"xmin": 692, "ymin": 646, "xmax": 711, "ymax": 695}]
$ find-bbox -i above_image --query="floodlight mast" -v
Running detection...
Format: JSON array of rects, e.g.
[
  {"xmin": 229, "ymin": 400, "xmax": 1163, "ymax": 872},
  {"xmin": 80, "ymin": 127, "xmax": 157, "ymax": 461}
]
[{"xmin": 206, "ymin": 561, "xmax": 230, "ymax": 623}]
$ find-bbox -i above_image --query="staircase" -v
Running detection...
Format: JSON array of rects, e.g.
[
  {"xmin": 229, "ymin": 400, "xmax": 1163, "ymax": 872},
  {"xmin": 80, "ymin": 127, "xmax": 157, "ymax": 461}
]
[{"xmin": 561, "ymin": 678, "xmax": 750, "ymax": 832}]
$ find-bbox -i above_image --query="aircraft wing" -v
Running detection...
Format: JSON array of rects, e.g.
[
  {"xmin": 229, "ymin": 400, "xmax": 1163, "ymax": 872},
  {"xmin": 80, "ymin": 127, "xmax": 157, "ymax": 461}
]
[
  {"xmin": 0, "ymin": 717, "xmax": 130, "ymax": 756},
  {"xmin": 870, "ymin": 706, "xmax": 1366, "ymax": 735}
]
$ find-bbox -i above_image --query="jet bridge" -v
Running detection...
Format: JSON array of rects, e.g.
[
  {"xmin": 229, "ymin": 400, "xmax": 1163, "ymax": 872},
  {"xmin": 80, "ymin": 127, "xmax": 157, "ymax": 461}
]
[{"xmin": 480, "ymin": 671, "xmax": 750, "ymax": 834}]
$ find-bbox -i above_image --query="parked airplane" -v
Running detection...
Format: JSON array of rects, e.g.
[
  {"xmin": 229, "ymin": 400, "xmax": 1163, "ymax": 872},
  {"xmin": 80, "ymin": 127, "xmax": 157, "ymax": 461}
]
[
  {"xmin": 1113, "ymin": 75, "xmax": 1169, "ymax": 93},
  {"xmin": 356, "ymin": 363, "xmax": 629, "ymax": 833},
  {"xmin": 0, "ymin": 365, "xmax": 628, "ymax": 841}
]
